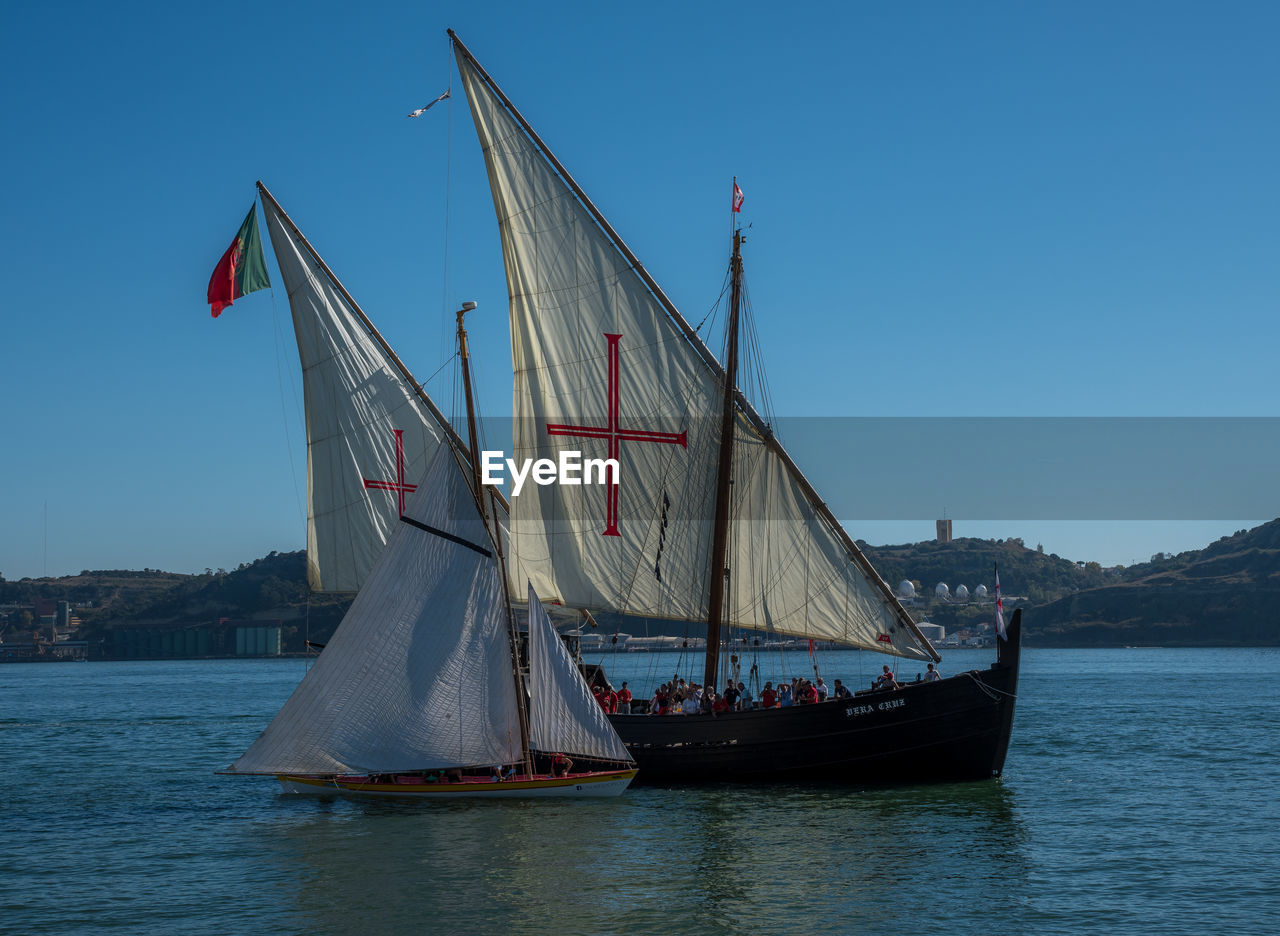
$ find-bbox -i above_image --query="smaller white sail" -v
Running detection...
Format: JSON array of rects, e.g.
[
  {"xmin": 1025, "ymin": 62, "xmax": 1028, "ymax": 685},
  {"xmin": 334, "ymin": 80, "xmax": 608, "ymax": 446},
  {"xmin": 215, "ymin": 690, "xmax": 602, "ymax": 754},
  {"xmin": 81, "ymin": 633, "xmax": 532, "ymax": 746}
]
[
  {"xmin": 525, "ymin": 585, "xmax": 632, "ymax": 764},
  {"xmin": 228, "ymin": 446, "xmax": 521, "ymax": 776}
]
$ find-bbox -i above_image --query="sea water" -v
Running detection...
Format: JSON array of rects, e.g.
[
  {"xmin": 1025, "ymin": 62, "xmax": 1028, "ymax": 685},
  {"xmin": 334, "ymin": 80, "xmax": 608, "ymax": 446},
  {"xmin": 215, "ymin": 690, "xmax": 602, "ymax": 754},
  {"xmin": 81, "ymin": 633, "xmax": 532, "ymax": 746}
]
[{"xmin": 2, "ymin": 647, "xmax": 1277, "ymax": 935}]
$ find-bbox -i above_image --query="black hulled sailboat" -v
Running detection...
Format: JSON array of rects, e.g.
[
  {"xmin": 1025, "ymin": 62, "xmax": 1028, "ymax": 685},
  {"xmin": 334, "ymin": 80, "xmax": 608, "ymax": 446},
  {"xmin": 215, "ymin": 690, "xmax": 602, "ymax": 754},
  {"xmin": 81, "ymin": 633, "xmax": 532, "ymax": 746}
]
[{"xmin": 450, "ymin": 31, "xmax": 1021, "ymax": 784}]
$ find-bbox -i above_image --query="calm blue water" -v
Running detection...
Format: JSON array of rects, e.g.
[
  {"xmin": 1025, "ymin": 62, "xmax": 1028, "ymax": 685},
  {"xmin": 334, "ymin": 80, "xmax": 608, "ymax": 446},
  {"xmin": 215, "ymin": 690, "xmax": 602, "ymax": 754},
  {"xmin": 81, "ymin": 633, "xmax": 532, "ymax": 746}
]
[{"xmin": 2, "ymin": 647, "xmax": 1277, "ymax": 935}]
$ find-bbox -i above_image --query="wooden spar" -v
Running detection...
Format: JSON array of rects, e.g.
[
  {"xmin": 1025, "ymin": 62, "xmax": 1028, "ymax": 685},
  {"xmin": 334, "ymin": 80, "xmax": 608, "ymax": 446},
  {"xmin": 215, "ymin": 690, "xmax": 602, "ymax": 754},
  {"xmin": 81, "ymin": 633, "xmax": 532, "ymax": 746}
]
[
  {"xmin": 450, "ymin": 299, "xmax": 531, "ymax": 776},
  {"xmin": 456, "ymin": 305, "xmax": 487, "ymax": 513},
  {"xmin": 703, "ymin": 230, "xmax": 743, "ymax": 690},
  {"xmin": 254, "ymin": 179, "xmax": 511, "ymax": 517},
  {"xmin": 446, "ymin": 33, "xmax": 938, "ymax": 663},
  {"xmin": 456, "ymin": 311, "xmax": 533, "ymax": 779}
]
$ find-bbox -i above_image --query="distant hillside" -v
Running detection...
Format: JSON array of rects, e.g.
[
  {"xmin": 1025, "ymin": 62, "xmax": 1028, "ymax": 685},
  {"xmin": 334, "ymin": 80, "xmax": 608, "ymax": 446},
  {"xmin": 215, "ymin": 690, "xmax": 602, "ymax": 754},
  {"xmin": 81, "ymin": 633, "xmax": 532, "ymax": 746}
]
[
  {"xmin": 855, "ymin": 535, "xmax": 1110, "ymax": 640},
  {"xmin": 1027, "ymin": 520, "xmax": 1280, "ymax": 646},
  {"xmin": 0, "ymin": 552, "xmax": 352, "ymax": 655},
  {"xmin": 6, "ymin": 520, "xmax": 1279, "ymax": 652},
  {"xmin": 0, "ymin": 568, "xmax": 191, "ymax": 609},
  {"xmin": 1118, "ymin": 521, "xmax": 1280, "ymax": 582},
  {"xmin": 861, "ymin": 536, "xmax": 1113, "ymax": 604}
]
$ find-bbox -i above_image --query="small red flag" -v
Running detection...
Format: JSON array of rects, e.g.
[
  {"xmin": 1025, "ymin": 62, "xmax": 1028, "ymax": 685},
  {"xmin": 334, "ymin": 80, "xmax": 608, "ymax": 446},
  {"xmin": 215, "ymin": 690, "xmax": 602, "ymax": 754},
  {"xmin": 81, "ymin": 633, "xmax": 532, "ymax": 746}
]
[{"xmin": 732, "ymin": 180, "xmax": 745, "ymax": 213}]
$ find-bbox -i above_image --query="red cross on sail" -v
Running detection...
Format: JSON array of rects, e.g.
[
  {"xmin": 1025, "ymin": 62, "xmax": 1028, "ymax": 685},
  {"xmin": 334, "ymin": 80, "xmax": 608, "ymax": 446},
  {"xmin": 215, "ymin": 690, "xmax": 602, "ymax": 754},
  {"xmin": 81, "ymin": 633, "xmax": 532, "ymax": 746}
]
[
  {"xmin": 362, "ymin": 428, "xmax": 418, "ymax": 515},
  {"xmin": 546, "ymin": 333, "xmax": 686, "ymax": 537}
]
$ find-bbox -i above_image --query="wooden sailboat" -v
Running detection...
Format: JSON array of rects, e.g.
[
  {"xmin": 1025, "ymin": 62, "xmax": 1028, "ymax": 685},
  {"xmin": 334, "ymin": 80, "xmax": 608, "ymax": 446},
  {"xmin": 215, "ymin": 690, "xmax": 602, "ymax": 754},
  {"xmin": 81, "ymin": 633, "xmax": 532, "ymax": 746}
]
[
  {"xmin": 449, "ymin": 31, "xmax": 1022, "ymax": 784},
  {"xmin": 221, "ymin": 190, "xmax": 636, "ymax": 799},
  {"xmin": 225, "ymin": 495, "xmax": 637, "ymax": 798}
]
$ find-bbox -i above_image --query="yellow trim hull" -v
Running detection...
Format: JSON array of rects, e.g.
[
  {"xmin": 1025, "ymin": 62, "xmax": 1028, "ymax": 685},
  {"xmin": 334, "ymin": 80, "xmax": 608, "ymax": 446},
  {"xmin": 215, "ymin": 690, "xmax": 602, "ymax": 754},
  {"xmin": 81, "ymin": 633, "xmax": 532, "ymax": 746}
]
[{"xmin": 276, "ymin": 769, "xmax": 637, "ymax": 799}]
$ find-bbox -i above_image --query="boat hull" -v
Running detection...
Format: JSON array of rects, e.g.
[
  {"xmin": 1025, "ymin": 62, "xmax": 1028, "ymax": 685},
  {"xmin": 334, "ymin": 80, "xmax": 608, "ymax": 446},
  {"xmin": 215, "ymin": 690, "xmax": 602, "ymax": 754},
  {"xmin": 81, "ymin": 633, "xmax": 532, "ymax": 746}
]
[
  {"xmin": 276, "ymin": 769, "xmax": 637, "ymax": 799},
  {"xmin": 608, "ymin": 613, "xmax": 1022, "ymax": 785}
]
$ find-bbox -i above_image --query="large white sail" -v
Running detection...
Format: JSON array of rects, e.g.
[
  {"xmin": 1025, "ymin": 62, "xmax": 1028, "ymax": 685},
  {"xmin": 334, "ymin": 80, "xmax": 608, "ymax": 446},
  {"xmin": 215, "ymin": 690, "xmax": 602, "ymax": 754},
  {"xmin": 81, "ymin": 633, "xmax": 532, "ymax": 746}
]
[
  {"xmin": 228, "ymin": 446, "xmax": 521, "ymax": 775},
  {"xmin": 525, "ymin": 585, "xmax": 632, "ymax": 763},
  {"xmin": 455, "ymin": 46, "xmax": 929, "ymax": 660},
  {"xmin": 261, "ymin": 188, "xmax": 465, "ymax": 593}
]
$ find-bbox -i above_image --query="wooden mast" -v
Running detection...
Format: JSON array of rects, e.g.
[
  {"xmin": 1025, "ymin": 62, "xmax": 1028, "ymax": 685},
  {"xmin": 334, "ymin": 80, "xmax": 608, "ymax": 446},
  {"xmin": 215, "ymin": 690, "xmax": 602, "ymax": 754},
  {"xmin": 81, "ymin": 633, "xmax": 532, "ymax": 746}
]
[
  {"xmin": 456, "ymin": 303, "xmax": 487, "ymax": 513},
  {"xmin": 703, "ymin": 230, "xmax": 743, "ymax": 690},
  {"xmin": 457, "ymin": 302, "xmax": 534, "ymax": 778}
]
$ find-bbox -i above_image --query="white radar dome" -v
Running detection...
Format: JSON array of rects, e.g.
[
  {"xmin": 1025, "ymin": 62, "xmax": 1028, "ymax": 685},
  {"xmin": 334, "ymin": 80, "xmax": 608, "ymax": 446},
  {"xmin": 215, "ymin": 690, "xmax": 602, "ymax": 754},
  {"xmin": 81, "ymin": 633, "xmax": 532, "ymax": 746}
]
[
  {"xmin": 935, "ymin": 582, "xmax": 950, "ymax": 597},
  {"xmin": 898, "ymin": 580, "xmax": 916, "ymax": 597}
]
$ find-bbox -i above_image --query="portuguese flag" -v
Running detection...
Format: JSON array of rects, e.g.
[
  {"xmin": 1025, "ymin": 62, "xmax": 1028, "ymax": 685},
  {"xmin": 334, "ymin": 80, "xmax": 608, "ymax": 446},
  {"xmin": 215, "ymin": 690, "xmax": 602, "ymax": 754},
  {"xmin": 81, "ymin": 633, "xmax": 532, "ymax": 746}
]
[{"xmin": 207, "ymin": 204, "xmax": 271, "ymax": 317}]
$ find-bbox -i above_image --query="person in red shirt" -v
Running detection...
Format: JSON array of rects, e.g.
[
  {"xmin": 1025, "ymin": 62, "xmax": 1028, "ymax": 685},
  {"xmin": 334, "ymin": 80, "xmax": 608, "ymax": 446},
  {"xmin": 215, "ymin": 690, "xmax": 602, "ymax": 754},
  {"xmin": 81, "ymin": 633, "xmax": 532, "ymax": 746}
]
[
  {"xmin": 761, "ymin": 682, "xmax": 778, "ymax": 708},
  {"xmin": 551, "ymin": 752, "xmax": 572, "ymax": 777},
  {"xmin": 875, "ymin": 665, "xmax": 899, "ymax": 692},
  {"xmin": 616, "ymin": 682, "xmax": 633, "ymax": 714},
  {"xmin": 604, "ymin": 686, "xmax": 619, "ymax": 713}
]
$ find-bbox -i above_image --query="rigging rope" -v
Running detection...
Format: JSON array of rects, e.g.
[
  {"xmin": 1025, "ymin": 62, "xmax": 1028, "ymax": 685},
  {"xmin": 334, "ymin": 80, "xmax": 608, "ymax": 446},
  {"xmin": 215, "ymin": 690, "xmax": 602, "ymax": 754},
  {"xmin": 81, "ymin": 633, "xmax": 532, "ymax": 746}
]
[
  {"xmin": 303, "ymin": 592, "xmax": 312, "ymax": 674},
  {"xmin": 748, "ymin": 640, "xmax": 761, "ymax": 697},
  {"xmin": 962, "ymin": 671, "xmax": 1018, "ymax": 701},
  {"xmin": 693, "ymin": 273, "xmax": 732, "ymax": 335}
]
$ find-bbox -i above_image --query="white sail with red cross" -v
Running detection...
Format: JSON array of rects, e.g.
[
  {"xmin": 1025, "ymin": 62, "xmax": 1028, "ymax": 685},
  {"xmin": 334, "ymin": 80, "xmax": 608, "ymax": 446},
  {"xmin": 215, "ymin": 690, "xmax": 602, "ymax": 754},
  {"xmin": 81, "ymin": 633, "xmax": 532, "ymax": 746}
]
[{"xmin": 454, "ymin": 42, "xmax": 930, "ymax": 660}]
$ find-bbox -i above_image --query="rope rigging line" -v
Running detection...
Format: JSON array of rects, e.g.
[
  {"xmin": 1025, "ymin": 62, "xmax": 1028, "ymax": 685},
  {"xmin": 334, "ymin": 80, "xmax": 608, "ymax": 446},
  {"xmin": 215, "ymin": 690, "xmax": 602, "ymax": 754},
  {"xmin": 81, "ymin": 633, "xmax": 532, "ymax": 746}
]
[
  {"xmin": 962, "ymin": 671, "xmax": 1018, "ymax": 700},
  {"xmin": 738, "ymin": 279, "xmax": 776, "ymax": 426},
  {"xmin": 303, "ymin": 592, "xmax": 312, "ymax": 674},
  {"xmin": 421, "ymin": 351, "xmax": 460, "ymax": 388},
  {"xmin": 693, "ymin": 272, "xmax": 733, "ymax": 335}
]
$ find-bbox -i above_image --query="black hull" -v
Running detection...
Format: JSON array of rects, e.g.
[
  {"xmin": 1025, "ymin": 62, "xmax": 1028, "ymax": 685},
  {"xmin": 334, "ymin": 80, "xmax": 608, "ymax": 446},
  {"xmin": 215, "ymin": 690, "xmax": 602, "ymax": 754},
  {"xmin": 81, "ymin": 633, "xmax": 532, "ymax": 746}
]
[{"xmin": 607, "ymin": 611, "xmax": 1022, "ymax": 785}]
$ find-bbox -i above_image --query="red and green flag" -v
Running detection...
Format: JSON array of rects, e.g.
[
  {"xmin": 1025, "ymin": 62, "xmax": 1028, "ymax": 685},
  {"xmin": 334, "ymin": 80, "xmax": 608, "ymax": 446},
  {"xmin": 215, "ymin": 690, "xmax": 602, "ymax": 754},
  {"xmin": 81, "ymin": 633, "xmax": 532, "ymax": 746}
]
[{"xmin": 207, "ymin": 204, "xmax": 271, "ymax": 317}]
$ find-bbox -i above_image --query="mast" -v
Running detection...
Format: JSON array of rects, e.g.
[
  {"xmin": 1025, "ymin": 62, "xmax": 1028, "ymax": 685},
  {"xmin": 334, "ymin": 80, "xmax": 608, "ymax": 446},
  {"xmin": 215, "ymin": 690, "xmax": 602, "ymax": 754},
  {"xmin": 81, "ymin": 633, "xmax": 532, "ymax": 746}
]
[
  {"xmin": 457, "ymin": 300, "xmax": 534, "ymax": 777},
  {"xmin": 456, "ymin": 301, "xmax": 487, "ymax": 512},
  {"xmin": 255, "ymin": 180, "xmax": 511, "ymax": 516},
  {"xmin": 703, "ymin": 230, "xmax": 743, "ymax": 689}
]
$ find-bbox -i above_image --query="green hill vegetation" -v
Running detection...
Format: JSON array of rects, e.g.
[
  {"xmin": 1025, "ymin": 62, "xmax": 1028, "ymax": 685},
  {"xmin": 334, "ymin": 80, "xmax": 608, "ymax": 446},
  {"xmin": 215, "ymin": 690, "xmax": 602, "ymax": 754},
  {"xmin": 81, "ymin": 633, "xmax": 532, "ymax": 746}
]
[
  {"xmin": 859, "ymin": 522, "xmax": 1280, "ymax": 646},
  {"xmin": 4, "ymin": 521, "xmax": 1278, "ymax": 654},
  {"xmin": 0, "ymin": 552, "xmax": 352, "ymax": 656},
  {"xmin": 861, "ymin": 535, "xmax": 1114, "ymax": 602},
  {"xmin": 1026, "ymin": 521, "xmax": 1280, "ymax": 646}
]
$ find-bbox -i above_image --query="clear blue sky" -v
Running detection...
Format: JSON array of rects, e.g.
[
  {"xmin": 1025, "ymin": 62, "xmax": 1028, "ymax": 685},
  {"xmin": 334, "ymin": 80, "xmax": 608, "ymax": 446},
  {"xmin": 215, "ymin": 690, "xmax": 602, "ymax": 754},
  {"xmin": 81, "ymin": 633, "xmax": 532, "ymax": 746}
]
[{"xmin": 2, "ymin": 1, "xmax": 1276, "ymax": 581}]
